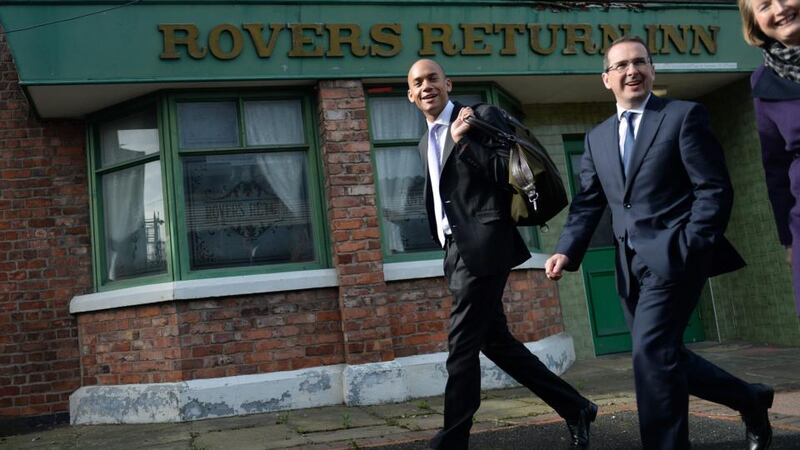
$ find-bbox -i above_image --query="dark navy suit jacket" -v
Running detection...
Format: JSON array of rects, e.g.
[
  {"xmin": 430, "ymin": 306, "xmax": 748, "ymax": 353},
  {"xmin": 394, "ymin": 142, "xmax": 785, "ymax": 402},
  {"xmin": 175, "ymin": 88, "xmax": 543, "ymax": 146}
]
[{"xmin": 555, "ymin": 95, "xmax": 744, "ymax": 296}]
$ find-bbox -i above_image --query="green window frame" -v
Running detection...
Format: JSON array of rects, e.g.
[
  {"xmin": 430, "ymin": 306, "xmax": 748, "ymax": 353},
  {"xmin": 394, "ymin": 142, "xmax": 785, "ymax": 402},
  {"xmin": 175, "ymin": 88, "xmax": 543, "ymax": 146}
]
[
  {"xmin": 87, "ymin": 90, "xmax": 329, "ymax": 291},
  {"xmin": 88, "ymin": 99, "xmax": 172, "ymax": 290},
  {"xmin": 365, "ymin": 83, "xmax": 539, "ymax": 264}
]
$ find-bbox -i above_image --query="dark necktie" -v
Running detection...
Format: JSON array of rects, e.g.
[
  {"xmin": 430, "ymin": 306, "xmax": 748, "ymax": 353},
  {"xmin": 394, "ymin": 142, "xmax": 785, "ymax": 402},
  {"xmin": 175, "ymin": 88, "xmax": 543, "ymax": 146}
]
[{"xmin": 621, "ymin": 111, "xmax": 637, "ymax": 176}]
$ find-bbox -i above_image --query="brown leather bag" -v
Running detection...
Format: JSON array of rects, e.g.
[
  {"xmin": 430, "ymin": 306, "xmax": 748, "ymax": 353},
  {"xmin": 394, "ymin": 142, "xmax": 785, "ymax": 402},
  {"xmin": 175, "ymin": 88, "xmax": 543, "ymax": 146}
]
[{"xmin": 466, "ymin": 108, "xmax": 568, "ymax": 227}]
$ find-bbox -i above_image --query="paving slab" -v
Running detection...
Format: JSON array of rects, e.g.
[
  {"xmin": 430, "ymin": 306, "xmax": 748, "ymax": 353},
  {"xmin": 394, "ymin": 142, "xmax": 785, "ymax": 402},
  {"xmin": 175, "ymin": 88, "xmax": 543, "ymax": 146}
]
[
  {"xmin": 393, "ymin": 414, "xmax": 442, "ymax": 432},
  {"xmin": 75, "ymin": 423, "xmax": 194, "ymax": 449},
  {"xmin": 742, "ymin": 362, "xmax": 800, "ymax": 385},
  {"xmin": 286, "ymin": 405, "xmax": 385, "ymax": 433},
  {"xmin": 492, "ymin": 403, "xmax": 554, "ymax": 421},
  {"xmin": 137, "ymin": 442, "xmax": 193, "ymax": 450},
  {"xmin": 773, "ymin": 390, "xmax": 800, "ymax": 417},
  {"xmin": 473, "ymin": 398, "xmax": 530, "ymax": 417},
  {"xmin": 349, "ymin": 429, "xmax": 438, "ymax": 450},
  {"xmin": 303, "ymin": 424, "xmax": 409, "ymax": 445},
  {"xmin": 193, "ymin": 425, "xmax": 309, "ymax": 450},
  {"xmin": 0, "ymin": 426, "xmax": 78, "ymax": 450},
  {"xmin": 358, "ymin": 402, "xmax": 434, "ymax": 420},
  {"xmin": 410, "ymin": 397, "xmax": 443, "ymax": 415},
  {"xmin": 189, "ymin": 412, "xmax": 283, "ymax": 434},
  {"xmin": 481, "ymin": 386, "xmax": 529, "ymax": 400}
]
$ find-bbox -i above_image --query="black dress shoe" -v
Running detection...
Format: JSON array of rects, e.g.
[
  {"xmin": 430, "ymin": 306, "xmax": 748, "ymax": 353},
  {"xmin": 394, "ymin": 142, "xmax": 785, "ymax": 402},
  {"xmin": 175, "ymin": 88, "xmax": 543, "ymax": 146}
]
[
  {"xmin": 742, "ymin": 383, "xmax": 774, "ymax": 450},
  {"xmin": 567, "ymin": 401, "xmax": 598, "ymax": 449}
]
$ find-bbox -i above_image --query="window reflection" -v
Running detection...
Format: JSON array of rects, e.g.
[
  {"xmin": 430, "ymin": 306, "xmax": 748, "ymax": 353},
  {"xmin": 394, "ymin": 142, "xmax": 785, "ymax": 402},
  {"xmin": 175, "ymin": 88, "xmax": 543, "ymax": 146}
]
[
  {"xmin": 374, "ymin": 146, "xmax": 436, "ymax": 254},
  {"xmin": 178, "ymin": 101, "xmax": 240, "ymax": 149},
  {"xmin": 102, "ymin": 161, "xmax": 166, "ymax": 281},
  {"xmin": 183, "ymin": 153, "xmax": 315, "ymax": 269},
  {"xmin": 99, "ymin": 107, "xmax": 159, "ymax": 167}
]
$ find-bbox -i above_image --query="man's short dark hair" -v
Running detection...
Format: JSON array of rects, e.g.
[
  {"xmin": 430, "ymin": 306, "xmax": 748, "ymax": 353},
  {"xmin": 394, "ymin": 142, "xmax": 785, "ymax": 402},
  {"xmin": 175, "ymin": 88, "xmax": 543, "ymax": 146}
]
[{"xmin": 603, "ymin": 35, "xmax": 652, "ymax": 71}]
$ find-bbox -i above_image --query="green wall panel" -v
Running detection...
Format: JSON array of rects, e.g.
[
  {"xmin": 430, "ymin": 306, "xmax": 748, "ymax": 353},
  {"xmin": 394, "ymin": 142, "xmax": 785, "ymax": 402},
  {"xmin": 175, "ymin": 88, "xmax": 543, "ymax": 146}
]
[
  {"xmin": 700, "ymin": 79, "xmax": 800, "ymax": 346},
  {"xmin": 2, "ymin": 3, "xmax": 759, "ymax": 85},
  {"xmin": 523, "ymin": 101, "xmax": 615, "ymax": 359}
]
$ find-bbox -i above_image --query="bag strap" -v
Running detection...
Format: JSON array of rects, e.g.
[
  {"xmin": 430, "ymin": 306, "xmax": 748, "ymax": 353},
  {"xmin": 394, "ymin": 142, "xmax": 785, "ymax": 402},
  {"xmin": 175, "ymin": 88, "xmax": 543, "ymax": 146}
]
[{"xmin": 464, "ymin": 115, "xmax": 518, "ymax": 145}]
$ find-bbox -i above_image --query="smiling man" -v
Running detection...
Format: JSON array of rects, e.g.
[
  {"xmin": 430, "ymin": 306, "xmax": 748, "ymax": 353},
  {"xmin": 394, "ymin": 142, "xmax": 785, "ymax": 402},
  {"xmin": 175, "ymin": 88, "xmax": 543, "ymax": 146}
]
[
  {"xmin": 545, "ymin": 36, "xmax": 774, "ymax": 450},
  {"xmin": 406, "ymin": 58, "xmax": 597, "ymax": 450}
]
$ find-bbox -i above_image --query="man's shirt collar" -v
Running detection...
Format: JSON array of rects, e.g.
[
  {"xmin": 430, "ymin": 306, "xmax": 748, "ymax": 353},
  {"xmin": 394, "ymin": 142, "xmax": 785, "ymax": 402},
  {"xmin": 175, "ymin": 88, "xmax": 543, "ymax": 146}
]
[
  {"xmin": 616, "ymin": 93, "xmax": 651, "ymax": 120},
  {"xmin": 428, "ymin": 101, "xmax": 455, "ymax": 130}
]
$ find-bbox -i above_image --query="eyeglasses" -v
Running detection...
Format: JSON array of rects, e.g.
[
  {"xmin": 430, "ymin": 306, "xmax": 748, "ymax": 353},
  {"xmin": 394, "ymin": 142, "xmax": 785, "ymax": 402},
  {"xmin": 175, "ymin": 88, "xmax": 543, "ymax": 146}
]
[{"xmin": 605, "ymin": 57, "xmax": 651, "ymax": 73}]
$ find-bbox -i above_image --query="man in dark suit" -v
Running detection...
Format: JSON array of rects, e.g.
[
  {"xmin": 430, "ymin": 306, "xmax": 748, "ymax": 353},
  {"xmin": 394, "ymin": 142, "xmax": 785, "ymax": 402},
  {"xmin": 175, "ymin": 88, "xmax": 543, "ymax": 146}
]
[
  {"xmin": 545, "ymin": 36, "xmax": 774, "ymax": 450},
  {"xmin": 407, "ymin": 58, "xmax": 597, "ymax": 450}
]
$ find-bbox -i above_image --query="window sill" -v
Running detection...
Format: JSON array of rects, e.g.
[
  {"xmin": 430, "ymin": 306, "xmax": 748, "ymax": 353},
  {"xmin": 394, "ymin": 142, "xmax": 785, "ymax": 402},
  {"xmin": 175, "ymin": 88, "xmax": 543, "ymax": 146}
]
[
  {"xmin": 70, "ymin": 254, "xmax": 548, "ymax": 314},
  {"xmin": 69, "ymin": 269, "xmax": 339, "ymax": 314},
  {"xmin": 383, "ymin": 252, "xmax": 547, "ymax": 282}
]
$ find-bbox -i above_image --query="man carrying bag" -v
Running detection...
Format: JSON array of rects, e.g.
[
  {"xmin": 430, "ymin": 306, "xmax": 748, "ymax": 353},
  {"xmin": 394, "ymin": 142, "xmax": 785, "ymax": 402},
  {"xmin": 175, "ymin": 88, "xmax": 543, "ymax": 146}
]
[{"xmin": 406, "ymin": 58, "xmax": 597, "ymax": 450}]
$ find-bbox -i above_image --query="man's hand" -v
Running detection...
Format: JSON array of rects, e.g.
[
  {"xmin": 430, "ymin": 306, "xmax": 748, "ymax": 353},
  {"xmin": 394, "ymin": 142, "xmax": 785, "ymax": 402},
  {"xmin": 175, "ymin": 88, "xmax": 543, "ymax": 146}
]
[
  {"xmin": 545, "ymin": 253, "xmax": 570, "ymax": 281},
  {"xmin": 451, "ymin": 106, "xmax": 473, "ymax": 143}
]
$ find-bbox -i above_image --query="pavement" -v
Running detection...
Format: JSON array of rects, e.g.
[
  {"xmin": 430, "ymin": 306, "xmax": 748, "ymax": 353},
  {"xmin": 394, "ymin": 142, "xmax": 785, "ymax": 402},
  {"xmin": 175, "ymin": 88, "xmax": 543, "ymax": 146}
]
[{"xmin": 2, "ymin": 341, "xmax": 800, "ymax": 449}]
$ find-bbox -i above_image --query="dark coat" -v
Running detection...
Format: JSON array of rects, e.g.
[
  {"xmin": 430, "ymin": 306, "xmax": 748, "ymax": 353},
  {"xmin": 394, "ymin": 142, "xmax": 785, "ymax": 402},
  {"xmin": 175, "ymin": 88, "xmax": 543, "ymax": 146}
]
[
  {"xmin": 555, "ymin": 95, "xmax": 744, "ymax": 294},
  {"xmin": 751, "ymin": 64, "xmax": 800, "ymax": 246},
  {"xmin": 418, "ymin": 102, "xmax": 530, "ymax": 277}
]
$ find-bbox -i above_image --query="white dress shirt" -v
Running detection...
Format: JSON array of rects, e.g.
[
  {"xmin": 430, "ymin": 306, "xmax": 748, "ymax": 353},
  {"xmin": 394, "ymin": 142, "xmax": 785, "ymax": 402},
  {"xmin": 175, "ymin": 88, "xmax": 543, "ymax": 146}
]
[
  {"xmin": 615, "ymin": 93, "xmax": 651, "ymax": 162},
  {"xmin": 428, "ymin": 100, "xmax": 455, "ymax": 247}
]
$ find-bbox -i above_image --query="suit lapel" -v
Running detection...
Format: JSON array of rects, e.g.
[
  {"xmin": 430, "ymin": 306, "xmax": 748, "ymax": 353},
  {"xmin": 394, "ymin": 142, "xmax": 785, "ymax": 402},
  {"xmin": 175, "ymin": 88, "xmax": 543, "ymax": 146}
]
[
  {"xmin": 602, "ymin": 116, "xmax": 625, "ymax": 192},
  {"xmin": 418, "ymin": 134, "xmax": 429, "ymax": 174},
  {"xmin": 418, "ymin": 133, "xmax": 432, "ymax": 206},
  {"xmin": 623, "ymin": 95, "xmax": 665, "ymax": 195},
  {"xmin": 440, "ymin": 102, "xmax": 462, "ymax": 169}
]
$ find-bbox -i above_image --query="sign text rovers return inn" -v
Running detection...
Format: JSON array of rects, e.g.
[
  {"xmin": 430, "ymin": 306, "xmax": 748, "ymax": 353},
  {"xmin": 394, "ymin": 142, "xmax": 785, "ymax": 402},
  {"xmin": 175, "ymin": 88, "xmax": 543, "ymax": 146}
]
[{"xmin": 158, "ymin": 23, "xmax": 720, "ymax": 60}]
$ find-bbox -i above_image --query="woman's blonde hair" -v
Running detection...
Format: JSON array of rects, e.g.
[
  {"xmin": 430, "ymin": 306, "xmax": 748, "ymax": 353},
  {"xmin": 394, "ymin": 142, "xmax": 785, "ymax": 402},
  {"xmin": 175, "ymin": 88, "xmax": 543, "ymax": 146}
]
[{"xmin": 738, "ymin": 0, "xmax": 771, "ymax": 47}]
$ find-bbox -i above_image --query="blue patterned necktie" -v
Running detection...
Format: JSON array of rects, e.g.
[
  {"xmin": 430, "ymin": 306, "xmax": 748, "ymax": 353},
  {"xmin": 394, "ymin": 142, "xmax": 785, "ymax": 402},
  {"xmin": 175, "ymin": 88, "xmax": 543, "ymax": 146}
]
[{"xmin": 621, "ymin": 111, "xmax": 637, "ymax": 176}]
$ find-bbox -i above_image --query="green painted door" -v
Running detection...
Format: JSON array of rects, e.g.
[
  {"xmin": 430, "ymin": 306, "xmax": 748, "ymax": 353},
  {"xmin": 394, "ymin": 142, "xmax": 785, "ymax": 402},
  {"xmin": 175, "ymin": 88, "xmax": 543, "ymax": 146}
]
[{"xmin": 563, "ymin": 136, "xmax": 704, "ymax": 355}]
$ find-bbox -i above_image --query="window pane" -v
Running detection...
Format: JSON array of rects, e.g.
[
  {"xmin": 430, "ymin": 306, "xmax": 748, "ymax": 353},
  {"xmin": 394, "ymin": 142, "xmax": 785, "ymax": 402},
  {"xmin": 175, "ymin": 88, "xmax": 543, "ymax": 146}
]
[
  {"xmin": 451, "ymin": 93, "xmax": 482, "ymax": 106},
  {"xmin": 244, "ymin": 100, "xmax": 305, "ymax": 146},
  {"xmin": 99, "ymin": 106, "xmax": 159, "ymax": 167},
  {"xmin": 102, "ymin": 161, "xmax": 166, "ymax": 281},
  {"xmin": 374, "ymin": 146, "xmax": 438, "ymax": 254},
  {"xmin": 183, "ymin": 152, "xmax": 315, "ymax": 270},
  {"xmin": 177, "ymin": 101, "xmax": 239, "ymax": 149},
  {"xmin": 368, "ymin": 97, "xmax": 426, "ymax": 141}
]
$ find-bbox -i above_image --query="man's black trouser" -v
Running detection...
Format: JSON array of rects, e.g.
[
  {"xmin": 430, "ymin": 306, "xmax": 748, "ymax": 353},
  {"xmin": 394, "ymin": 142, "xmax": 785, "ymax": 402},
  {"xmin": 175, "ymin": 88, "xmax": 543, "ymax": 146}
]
[
  {"xmin": 430, "ymin": 237, "xmax": 589, "ymax": 450},
  {"xmin": 622, "ymin": 248, "xmax": 757, "ymax": 450}
]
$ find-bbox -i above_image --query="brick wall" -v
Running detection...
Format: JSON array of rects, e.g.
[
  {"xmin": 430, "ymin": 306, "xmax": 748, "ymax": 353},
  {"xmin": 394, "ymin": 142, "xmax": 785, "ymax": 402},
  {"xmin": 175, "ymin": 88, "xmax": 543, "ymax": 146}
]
[
  {"xmin": 76, "ymin": 270, "xmax": 561, "ymax": 386},
  {"xmin": 387, "ymin": 270, "xmax": 564, "ymax": 358},
  {"xmin": 0, "ymin": 32, "xmax": 90, "ymax": 424},
  {"xmin": 316, "ymin": 80, "xmax": 395, "ymax": 364},
  {"xmin": 78, "ymin": 289, "xmax": 344, "ymax": 385},
  {"xmin": 78, "ymin": 303, "xmax": 182, "ymax": 386}
]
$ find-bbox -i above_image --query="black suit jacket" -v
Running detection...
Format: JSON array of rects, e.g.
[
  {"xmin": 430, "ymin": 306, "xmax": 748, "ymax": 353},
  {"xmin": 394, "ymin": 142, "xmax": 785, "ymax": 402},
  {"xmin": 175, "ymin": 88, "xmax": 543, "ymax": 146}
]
[
  {"xmin": 555, "ymin": 95, "xmax": 744, "ymax": 294},
  {"xmin": 418, "ymin": 102, "xmax": 530, "ymax": 277}
]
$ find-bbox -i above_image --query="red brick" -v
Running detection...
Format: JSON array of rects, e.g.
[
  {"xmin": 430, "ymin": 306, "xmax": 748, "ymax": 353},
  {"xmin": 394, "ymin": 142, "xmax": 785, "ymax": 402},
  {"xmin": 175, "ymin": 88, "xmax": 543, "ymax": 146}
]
[{"xmin": 0, "ymin": 35, "xmax": 88, "ymax": 419}]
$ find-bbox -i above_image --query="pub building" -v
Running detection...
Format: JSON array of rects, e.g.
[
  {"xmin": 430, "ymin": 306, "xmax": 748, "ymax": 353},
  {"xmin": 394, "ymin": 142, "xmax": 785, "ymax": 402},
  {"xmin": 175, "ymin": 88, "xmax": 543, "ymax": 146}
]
[{"xmin": 1, "ymin": 0, "xmax": 798, "ymax": 429}]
